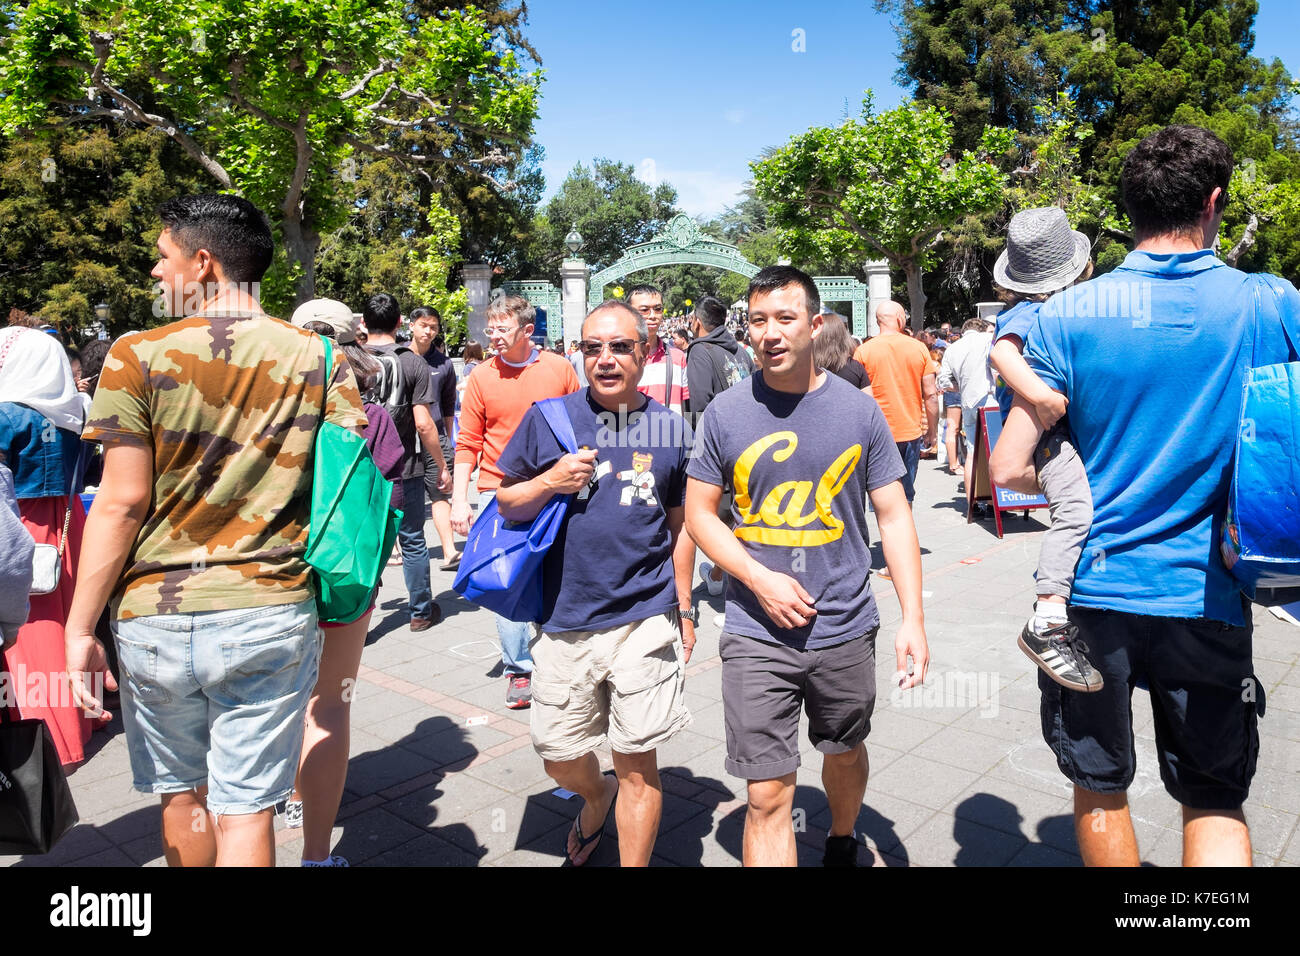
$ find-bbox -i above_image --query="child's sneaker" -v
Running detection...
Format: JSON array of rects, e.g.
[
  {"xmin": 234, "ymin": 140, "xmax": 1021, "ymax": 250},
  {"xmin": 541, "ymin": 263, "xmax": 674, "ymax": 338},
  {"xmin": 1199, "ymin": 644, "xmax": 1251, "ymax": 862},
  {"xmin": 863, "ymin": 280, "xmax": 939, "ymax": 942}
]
[
  {"xmin": 284, "ymin": 799, "xmax": 304, "ymax": 829},
  {"xmin": 1018, "ymin": 621, "xmax": 1104, "ymax": 693}
]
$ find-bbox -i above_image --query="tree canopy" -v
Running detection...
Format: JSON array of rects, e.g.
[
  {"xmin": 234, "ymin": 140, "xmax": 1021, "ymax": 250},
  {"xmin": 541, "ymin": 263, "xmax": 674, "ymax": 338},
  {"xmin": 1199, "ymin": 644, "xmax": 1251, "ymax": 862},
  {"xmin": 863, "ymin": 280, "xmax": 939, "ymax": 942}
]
[
  {"xmin": 0, "ymin": 0, "xmax": 541, "ymax": 312},
  {"xmin": 753, "ymin": 95, "xmax": 1013, "ymax": 326}
]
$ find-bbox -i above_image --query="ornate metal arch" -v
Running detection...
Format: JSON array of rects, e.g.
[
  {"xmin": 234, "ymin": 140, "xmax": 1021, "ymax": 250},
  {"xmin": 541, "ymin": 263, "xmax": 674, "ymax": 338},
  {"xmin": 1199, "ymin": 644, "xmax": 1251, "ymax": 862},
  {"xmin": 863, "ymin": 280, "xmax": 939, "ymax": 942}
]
[{"xmin": 587, "ymin": 214, "xmax": 759, "ymax": 309}]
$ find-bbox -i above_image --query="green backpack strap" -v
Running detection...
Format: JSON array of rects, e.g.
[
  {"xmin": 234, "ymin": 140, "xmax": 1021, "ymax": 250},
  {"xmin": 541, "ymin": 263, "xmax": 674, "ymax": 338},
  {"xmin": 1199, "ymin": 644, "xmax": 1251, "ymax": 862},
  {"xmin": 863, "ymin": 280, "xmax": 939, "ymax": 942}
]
[{"xmin": 319, "ymin": 333, "xmax": 334, "ymax": 395}]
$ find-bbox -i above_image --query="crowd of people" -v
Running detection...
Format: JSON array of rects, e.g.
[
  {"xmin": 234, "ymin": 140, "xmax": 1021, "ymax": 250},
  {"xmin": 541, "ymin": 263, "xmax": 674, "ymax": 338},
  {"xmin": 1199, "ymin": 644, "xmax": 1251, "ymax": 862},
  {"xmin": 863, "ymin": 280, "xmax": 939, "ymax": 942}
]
[{"xmin": 0, "ymin": 123, "xmax": 1292, "ymax": 868}]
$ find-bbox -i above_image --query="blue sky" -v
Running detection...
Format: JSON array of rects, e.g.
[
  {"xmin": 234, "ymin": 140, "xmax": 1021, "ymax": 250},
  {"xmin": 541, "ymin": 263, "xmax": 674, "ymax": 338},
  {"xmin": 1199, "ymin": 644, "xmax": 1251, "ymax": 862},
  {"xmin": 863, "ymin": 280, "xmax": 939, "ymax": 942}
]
[{"xmin": 522, "ymin": 0, "xmax": 1300, "ymax": 218}]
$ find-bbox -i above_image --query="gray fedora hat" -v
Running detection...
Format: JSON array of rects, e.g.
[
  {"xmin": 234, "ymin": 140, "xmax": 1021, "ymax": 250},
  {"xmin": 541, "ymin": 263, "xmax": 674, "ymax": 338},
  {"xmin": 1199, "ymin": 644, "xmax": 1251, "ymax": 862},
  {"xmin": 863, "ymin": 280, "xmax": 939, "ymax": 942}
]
[{"xmin": 993, "ymin": 206, "xmax": 1091, "ymax": 295}]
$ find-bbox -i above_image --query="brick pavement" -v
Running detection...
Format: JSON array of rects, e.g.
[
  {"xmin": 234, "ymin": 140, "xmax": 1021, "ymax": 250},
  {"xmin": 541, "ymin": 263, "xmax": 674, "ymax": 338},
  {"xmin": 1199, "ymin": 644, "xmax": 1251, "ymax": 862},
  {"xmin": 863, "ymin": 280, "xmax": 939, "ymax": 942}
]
[{"xmin": 5, "ymin": 459, "xmax": 1297, "ymax": 867}]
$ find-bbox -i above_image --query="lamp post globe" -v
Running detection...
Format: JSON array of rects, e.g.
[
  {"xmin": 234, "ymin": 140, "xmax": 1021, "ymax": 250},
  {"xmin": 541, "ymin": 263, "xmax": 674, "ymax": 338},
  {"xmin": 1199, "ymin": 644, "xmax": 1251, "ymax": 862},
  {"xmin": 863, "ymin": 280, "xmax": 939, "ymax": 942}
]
[{"xmin": 564, "ymin": 224, "xmax": 583, "ymax": 256}]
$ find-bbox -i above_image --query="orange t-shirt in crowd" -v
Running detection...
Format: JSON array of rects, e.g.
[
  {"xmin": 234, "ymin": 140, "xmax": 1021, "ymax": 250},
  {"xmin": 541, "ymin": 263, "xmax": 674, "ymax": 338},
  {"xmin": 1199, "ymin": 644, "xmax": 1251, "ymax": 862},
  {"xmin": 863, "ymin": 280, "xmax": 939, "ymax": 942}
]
[
  {"xmin": 455, "ymin": 349, "xmax": 580, "ymax": 492},
  {"xmin": 853, "ymin": 333, "xmax": 934, "ymax": 443}
]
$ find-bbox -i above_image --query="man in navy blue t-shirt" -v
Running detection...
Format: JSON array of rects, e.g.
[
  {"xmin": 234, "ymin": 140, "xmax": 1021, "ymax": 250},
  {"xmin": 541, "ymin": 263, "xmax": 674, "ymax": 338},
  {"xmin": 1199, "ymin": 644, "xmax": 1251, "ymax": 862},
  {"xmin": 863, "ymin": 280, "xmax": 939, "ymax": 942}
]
[
  {"xmin": 495, "ymin": 300, "xmax": 697, "ymax": 867},
  {"xmin": 992, "ymin": 125, "xmax": 1300, "ymax": 866},
  {"xmin": 686, "ymin": 265, "xmax": 930, "ymax": 867}
]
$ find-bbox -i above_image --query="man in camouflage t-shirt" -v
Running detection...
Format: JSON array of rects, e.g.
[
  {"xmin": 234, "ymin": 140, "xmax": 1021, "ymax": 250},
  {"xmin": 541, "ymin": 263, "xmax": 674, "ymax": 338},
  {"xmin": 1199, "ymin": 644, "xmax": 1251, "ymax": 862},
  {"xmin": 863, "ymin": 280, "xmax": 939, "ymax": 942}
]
[{"xmin": 64, "ymin": 195, "xmax": 367, "ymax": 867}]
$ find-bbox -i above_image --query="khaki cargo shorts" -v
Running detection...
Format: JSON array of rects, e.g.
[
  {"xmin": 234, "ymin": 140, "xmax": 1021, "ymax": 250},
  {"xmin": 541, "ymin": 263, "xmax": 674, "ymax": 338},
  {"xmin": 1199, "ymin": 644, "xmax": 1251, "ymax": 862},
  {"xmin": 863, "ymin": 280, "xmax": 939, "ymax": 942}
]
[{"xmin": 529, "ymin": 611, "xmax": 692, "ymax": 762}]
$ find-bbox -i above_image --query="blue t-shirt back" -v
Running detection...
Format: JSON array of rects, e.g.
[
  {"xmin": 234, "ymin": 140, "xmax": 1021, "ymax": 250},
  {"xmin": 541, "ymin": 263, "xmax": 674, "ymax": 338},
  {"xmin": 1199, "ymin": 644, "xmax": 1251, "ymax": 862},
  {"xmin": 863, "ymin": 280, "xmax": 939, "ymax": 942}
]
[
  {"xmin": 1025, "ymin": 250, "xmax": 1300, "ymax": 624},
  {"xmin": 687, "ymin": 371, "xmax": 904, "ymax": 649},
  {"xmin": 993, "ymin": 300, "xmax": 1041, "ymax": 421},
  {"xmin": 495, "ymin": 389, "xmax": 690, "ymax": 633}
]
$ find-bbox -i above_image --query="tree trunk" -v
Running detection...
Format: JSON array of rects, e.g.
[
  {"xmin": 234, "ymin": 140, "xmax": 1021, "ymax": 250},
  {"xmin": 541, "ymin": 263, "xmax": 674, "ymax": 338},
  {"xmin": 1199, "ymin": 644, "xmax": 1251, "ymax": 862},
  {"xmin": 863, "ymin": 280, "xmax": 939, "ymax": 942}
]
[
  {"xmin": 902, "ymin": 259, "xmax": 926, "ymax": 330},
  {"xmin": 1224, "ymin": 212, "xmax": 1259, "ymax": 267},
  {"xmin": 281, "ymin": 211, "xmax": 319, "ymax": 308}
]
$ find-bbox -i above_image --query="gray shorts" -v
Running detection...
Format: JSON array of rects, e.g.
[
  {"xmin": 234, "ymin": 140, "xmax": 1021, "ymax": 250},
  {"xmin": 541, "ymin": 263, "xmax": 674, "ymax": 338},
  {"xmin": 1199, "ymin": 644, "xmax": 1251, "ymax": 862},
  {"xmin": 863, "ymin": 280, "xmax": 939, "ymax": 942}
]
[
  {"xmin": 719, "ymin": 629, "xmax": 877, "ymax": 780},
  {"xmin": 423, "ymin": 433, "xmax": 454, "ymax": 503}
]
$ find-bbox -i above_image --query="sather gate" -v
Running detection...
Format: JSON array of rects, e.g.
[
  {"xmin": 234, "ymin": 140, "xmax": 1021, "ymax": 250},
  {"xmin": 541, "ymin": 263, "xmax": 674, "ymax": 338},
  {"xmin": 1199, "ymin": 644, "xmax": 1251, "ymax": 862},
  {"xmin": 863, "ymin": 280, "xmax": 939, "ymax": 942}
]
[{"xmin": 490, "ymin": 214, "xmax": 886, "ymax": 344}]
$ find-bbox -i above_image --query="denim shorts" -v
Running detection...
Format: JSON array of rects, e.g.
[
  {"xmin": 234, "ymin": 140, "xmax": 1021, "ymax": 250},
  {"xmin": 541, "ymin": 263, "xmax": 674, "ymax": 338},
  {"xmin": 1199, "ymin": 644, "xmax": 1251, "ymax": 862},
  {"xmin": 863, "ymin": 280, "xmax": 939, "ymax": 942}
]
[{"xmin": 112, "ymin": 599, "xmax": 321, "ymax": 815}]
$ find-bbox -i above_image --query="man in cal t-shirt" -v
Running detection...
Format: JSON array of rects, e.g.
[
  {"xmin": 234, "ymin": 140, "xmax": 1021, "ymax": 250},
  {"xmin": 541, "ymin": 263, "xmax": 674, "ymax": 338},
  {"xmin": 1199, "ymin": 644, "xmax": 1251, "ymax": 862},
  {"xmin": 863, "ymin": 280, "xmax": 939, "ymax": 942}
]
[
  {"xmin": 64, "ymin": 194, "xmax": 367, "ymax": 866},
  {"xmin": 495, "ymin": 299, "xmax": 696, "ymax": 866},
  {"xmin": 687, "ymin": 265, "xmax": 930, "ymax": 867}
]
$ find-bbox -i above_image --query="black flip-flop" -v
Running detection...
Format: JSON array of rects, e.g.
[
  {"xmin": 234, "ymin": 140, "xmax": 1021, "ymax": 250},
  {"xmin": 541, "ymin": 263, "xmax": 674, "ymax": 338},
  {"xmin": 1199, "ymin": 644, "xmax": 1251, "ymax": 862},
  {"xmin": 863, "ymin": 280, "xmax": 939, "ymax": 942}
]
[
  {"xmin": 568, "ymin": 779, "xmax": 617, "ymax": 866},
  {"xmin": 440, "ymin": 555, "xmax": 461, "ymax": 571}
]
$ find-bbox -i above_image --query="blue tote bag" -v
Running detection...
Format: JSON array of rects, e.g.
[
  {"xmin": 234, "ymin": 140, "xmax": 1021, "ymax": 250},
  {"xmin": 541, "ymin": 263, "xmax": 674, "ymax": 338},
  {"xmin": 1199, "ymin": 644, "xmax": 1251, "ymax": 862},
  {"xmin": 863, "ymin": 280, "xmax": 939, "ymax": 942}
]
[
  {"xmin": 453, "ymin": 398, "xmax": 576, "ymax": 622},
  {"xmin": 1222, "ymin": 275, "xmax": 1300, "ymax": 593}
]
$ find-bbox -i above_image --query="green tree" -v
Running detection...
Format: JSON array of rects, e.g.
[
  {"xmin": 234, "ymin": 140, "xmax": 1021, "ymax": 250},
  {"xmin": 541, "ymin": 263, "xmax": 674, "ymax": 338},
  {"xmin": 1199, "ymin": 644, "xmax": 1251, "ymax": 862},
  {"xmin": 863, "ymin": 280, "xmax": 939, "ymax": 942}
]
[
  {"xmin": 879, "ymin": 0, "xmax": 1084, "ymax": 153},
  {"xmin": 0, "ymin": 123, "xmax": 208, "ymax": 337},
  {"xmin": 884, "ymin": 0, "xmax": 1300, "ymax": 282},
  {"xmin": 753, "ymin": 95, "xmax": 1013, "ymax": 326},
  {"xmin": 0, "ymin": 0, "xmax": 540, "ymax": 310},
  {"xmin": 532, "ymin": 158, "xmax": 678, "ymax": 277}
]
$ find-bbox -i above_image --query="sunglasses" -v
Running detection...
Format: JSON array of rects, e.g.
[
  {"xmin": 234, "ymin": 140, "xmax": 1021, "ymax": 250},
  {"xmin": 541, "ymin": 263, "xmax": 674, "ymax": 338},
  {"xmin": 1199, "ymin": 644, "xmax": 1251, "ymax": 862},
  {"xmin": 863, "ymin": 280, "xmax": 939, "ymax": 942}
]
[{"xmin": 578, "ymin": 338, "xmax": 642, "ymax": 357}]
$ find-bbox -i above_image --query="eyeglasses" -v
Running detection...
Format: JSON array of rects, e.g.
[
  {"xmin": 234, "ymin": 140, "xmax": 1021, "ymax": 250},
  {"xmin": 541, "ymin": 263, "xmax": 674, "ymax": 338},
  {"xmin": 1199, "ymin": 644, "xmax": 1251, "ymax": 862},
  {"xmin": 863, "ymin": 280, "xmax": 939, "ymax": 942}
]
[
  {"xmin": 634, "ymin": 305, "xmax": 665, "ymax": 316},
  {"xmin": 485, "ymin": 325, "xmax": 521, "ymax": 336},
  {"xmin": 578, "ymin": 338, "xmax": 642, "ymax": 357}
]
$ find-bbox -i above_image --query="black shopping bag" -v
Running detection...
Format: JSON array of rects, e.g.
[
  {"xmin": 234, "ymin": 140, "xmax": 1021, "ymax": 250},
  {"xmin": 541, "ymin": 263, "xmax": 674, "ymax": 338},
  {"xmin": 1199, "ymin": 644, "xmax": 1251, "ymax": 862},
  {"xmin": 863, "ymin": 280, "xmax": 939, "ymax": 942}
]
[{"xmin": 0, "ymin": 706, "xmax": 79, "ymax": 855}]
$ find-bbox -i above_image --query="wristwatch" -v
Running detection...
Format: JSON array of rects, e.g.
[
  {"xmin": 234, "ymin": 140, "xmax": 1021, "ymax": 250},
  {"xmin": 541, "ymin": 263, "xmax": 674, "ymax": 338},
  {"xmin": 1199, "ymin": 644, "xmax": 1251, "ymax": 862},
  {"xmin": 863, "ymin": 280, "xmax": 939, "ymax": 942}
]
[{"xmin": 678, "ymin": 605, "xmax": 699, "ymax": 626}]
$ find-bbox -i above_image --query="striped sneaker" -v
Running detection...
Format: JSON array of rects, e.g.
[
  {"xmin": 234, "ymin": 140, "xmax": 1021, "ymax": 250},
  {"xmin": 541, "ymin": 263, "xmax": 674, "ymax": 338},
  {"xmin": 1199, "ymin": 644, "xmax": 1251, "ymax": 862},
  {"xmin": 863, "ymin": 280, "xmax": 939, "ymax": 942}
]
[{"xmin": 1018, "ymin": 621, "xmax": 1104, "ymax": 693}]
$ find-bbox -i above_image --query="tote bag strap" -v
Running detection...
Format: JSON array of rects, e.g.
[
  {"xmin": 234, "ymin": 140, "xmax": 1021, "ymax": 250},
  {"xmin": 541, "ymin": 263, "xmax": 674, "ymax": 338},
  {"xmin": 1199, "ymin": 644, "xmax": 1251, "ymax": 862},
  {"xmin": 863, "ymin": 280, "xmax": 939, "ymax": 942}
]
[{"xmin": 535, "ymin": 397, "xmax": 577, "ymax": 454}]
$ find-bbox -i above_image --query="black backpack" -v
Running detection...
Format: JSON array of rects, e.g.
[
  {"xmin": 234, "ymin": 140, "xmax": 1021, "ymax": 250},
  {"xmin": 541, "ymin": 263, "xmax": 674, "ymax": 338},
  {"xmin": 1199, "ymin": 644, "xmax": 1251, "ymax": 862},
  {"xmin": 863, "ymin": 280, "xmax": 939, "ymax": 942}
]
[{"xmin": 365, "ymin": 345, "xmax": 414, "ymax": 436}]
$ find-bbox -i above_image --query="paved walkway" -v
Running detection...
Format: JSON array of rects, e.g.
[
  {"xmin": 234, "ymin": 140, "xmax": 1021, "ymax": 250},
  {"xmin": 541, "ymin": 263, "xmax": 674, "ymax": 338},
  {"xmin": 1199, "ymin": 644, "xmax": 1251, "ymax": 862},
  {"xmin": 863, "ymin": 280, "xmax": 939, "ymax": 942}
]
[{"xmin": 6, "ymin": 459, "xmax": 1297, "ymax": 867}]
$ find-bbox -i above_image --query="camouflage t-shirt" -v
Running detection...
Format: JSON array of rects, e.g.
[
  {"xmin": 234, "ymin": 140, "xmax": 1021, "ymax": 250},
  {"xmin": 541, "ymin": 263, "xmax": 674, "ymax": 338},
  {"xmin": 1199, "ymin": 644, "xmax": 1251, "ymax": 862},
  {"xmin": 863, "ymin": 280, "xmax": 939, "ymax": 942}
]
[{"xmin": 83, "ymin": 311, "xmax": 367, "ymax": 619}]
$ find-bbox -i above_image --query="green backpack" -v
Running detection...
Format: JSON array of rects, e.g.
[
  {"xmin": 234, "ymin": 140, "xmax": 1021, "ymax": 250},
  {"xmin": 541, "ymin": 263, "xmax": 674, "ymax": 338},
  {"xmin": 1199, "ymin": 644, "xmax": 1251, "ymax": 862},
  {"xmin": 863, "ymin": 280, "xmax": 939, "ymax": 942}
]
[{"xmin": 304, "ymin": 335, "xmax": 402, "ymax": 623}]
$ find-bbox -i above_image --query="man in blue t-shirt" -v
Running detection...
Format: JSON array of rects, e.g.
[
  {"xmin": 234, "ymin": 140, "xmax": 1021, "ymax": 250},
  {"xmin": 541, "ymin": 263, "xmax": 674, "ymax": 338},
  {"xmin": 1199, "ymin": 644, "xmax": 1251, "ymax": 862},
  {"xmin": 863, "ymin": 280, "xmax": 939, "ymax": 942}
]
[
  {"xmin": 686, "ymin": 265, "xmax": 929, "ymax": 867},
  {"xmin": 495, "ymin": 300, "xmax": 696, "ymax": 867},
  {"xmin": 991, "ymin": 125, "xmax": 1300, "ymax": 866}
]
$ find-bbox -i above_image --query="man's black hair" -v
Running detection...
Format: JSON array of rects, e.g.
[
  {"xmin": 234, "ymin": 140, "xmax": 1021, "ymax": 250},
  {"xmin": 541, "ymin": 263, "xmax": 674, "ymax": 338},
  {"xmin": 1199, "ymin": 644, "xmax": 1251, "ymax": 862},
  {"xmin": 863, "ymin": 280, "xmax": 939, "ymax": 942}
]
[
  {"xmin": 1121, "ymin": 125, "xmax": 1233, "ymax": 240},
  {"xmin": 623, "ymin": 283, "xmax": 661, "ymax": 302},
  {"xmin": 410, "ymin": 305, "xmax": 442, "ymax": 324},
  {"xmin": 157, "ymin": 193, "xmax": 274, "ymax": 283},
  {"xmin": 364, "ymin": 292, "xmax": 402, "ymax": 334},
  {"xmin": 690, "ymin": 295, "xmax": 726, "ymax": 330},
  {"xmin": 746, "ymin": 265, "xmax": 821, "ymax": 317}
]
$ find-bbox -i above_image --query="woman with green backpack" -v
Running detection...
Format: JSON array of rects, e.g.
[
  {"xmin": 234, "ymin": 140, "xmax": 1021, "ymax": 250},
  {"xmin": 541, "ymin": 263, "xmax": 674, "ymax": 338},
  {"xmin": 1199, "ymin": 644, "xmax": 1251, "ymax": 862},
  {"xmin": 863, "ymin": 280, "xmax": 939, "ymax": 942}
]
[{"xmin": 288, "ymin": 300, "xmax": 405, "ymax": 867}]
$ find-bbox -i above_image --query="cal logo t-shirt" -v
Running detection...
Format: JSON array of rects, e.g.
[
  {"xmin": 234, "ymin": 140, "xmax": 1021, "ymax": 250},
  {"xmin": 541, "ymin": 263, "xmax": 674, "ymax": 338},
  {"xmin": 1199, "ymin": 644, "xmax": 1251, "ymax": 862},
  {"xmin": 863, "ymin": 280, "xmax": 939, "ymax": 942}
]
[{"xmin": 688, "ymin": 371, "xmax": 904, "ymax": 649}]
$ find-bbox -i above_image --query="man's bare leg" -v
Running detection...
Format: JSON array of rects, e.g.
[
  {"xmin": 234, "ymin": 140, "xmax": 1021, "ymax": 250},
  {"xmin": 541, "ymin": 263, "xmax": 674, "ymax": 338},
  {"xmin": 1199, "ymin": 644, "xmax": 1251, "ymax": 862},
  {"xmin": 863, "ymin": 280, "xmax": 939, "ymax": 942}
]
[
  {"xmin": 431, "ymin": 499, "xmax": 458, "ymax": 563},
  {"xmin": 744, "ymin": 773, "xmax": 797, "ymax": 866},
  {"xmin": 822, "ymin": 744, "xmax": 868, "ymax": 838},
  {"xmin": 160, "ymin": 787, "xmax": 216, "ymax": 867},
  {"xmin": 1183, "ymin": 807, "xmax": 1251, "ymax": 866},
  {"xmin": 1073, "ymin": 786, "xmax": 1140, "ymax": 866},
  {"xmin": 211, "ymin": 808, "xmax": 276, "ymax": 867},
  {"xmin": 611, "ymin": 749, "xmax": 662, "ymax": 867},
  {"xmin": 543, "ymin": 752, "xmax": 619, "ymax": 865}
]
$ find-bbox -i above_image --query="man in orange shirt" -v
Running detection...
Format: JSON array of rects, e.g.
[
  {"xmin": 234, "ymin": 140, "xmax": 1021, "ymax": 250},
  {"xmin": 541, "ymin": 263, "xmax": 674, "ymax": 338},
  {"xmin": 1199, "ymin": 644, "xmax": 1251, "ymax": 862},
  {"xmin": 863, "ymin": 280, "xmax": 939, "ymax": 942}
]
[
  {"xmin": 452, "ymin": 295, "xmax": 580, "ymax": 709},
  {"xmin": 853, "ymin": 301, "xmax": 937, "ymax": 504}
]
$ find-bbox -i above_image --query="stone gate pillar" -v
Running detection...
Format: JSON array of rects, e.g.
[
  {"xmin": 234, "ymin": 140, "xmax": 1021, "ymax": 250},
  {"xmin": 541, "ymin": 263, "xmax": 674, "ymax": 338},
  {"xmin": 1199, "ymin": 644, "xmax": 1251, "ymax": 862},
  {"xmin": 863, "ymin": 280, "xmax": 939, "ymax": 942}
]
[
  {"xmin": 462, "ymin": 263, "xmax": 493, "ymax": 346},
  {"xmin": 865, "ymin": 259, "xmax": 891, "ymax": 337},
  {"xmin": 560, "ymin": 257, "xmax": 589, "ymax": 346}
]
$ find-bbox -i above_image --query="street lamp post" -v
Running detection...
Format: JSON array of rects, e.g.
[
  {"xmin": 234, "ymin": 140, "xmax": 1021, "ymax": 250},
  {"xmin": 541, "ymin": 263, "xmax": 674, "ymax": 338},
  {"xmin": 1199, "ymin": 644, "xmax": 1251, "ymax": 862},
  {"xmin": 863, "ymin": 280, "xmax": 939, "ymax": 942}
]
[{"xmin": 92, "ymin": 302, "xmax": 111, "ymax": 340}]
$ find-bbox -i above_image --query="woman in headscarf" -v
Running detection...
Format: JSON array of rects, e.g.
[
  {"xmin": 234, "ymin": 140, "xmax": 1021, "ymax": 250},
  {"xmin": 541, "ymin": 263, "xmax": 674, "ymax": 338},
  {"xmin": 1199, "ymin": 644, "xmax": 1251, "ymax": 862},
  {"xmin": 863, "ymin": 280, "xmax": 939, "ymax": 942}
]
[{"xmin": 0, "ymin": 326, "xmax": 108, "ymax": 766}]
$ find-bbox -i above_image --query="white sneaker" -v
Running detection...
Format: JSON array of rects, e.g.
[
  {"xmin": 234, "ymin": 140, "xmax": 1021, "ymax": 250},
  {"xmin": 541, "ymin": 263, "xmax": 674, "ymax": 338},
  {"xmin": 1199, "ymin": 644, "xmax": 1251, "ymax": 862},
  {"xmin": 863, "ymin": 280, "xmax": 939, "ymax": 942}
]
[
  {"xmin": 285, "ymin": 799, "xmax": 304, "ymax": 829},
  {"xmin": 302, "ymin": 855, "xmax": 349, "ymax": 867},
  {"xmin": 699, "ymin": 562, "xmax": 725, "ymax": 597}
]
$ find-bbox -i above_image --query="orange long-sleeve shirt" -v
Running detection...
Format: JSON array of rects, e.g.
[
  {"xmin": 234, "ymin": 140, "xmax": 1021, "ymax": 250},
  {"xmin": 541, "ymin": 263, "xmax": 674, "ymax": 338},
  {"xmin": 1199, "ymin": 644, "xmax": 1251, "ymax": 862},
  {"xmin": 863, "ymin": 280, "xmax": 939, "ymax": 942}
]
[{"xmin": 455, "ymin": 350, "xmax": 580, "ymax": 491}]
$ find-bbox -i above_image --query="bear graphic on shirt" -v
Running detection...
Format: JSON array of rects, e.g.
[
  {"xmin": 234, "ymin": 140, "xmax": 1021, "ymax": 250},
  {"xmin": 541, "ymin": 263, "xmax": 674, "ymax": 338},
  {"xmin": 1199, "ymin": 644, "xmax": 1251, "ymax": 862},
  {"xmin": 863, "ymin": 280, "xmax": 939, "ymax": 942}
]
[{"xmin": 617, "ymin": 452, "xmax": 657, "ymax": 507}]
